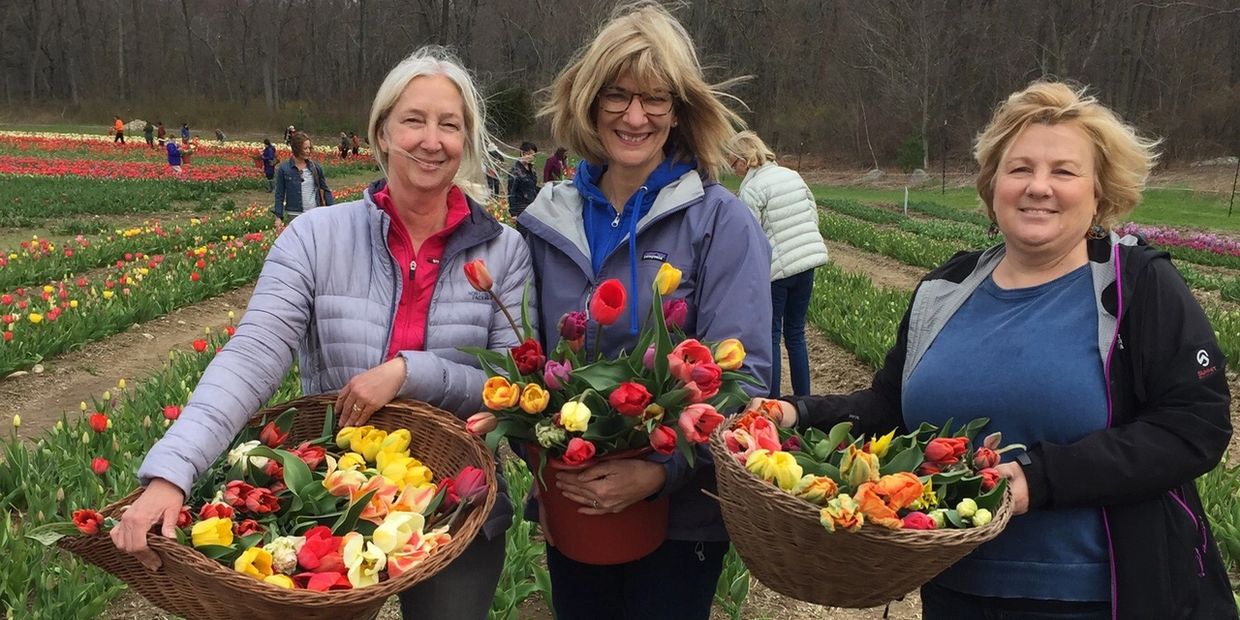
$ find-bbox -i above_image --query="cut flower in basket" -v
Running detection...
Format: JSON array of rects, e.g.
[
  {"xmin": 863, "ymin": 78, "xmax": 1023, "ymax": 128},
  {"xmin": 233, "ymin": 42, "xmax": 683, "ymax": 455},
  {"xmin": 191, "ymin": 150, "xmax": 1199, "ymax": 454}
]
[
  {"xmin": 33, "ymin": 406, "xmax": 484, "ymax": 591},
  {"xmin": 726, "ymin": 404, "xmax": 1023, "ymax": 533},
  {"xmin": 461, "ymin": 259, "xmax": 762, "ymax": 469}
]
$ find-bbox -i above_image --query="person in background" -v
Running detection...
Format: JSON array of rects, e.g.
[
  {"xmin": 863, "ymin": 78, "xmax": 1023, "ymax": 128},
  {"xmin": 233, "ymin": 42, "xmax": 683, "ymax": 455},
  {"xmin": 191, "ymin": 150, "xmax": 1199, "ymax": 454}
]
[
  {"xmin": 215, "ymin": 128, "xmax": 226, "ymax": 143},
  {"xmin": 143, "ymin": 121, "xmax": 155, "ymax": 148},
  {"xmin": 484, "ymin": 143, "xmax": 503, "ymax": 198},
  {"xmin": 165, "ymin": 139, "xmax": 183, "ymax": 175},
  {"xmin": 260, "ymin": 138, "xmax": 277, "ymax": 192},
  {"xmin": 156, "ymin": 121, "xmax": 166, "ymax": 146},
  {"xmin": 340, "ymin": 131, "xmax": 351, "ymax": 159},
  {"xmin": 749, "ymin": 80, "xmax": 1234, "ymax": 620},
  {"xmin": 518, "ymin": 3, "xmax": 772, "ymax": 618},
  {"xmin": 351, "ymin": 131, "xmax": 362, "ymax": 156},
  {"xmin": 180, "ymin": 122, "xmax": 190, "ymax": 143},
  {"xmin": 112, "ymin": 45, "xmax": 528, "ymax": 620},
  {"xmin": 113, "ymin": 116, "xmax": 125, "ymax": 144},
  {"xmin": 284, "ymin": 125, "xmax": 297, "ymax": 148},
  {"xmin": 506, "ymin": 141, "xmax": 539, "ymax": 218},
  {"xmin": 273, "ymin": 132, "xmax": 334, "ymax": 224},
  {"xmin": 543, "ymin": 146, "xmax": 569, "ymax": 183},
  {"xmin": 725, "ymin": 130, "xmax": 827, "ymax": 397}
]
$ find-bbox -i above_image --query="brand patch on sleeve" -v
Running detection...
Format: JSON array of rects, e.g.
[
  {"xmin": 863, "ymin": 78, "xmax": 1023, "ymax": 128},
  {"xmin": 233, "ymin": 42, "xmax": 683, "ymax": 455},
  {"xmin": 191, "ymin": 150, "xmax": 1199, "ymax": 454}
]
[{"xmin": 641, "ymin": 251, "xmax": 668, "ymax": 262}]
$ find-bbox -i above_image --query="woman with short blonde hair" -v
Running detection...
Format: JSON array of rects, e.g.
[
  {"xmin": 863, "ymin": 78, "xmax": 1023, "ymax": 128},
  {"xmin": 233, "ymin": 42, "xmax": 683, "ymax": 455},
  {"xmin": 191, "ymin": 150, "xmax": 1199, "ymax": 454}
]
[
  {"xmin": 725, "ymin": 130, "xmax": 827, "ymax": 398},
  {"xmin": 519, "ymin": 3, "xmax": 772, "ymax": 618}
]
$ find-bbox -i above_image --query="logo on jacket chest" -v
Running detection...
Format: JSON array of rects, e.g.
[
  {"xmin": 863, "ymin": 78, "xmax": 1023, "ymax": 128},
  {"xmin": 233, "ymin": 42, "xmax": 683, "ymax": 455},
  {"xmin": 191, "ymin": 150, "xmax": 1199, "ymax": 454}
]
[
  {"xmin": 469, "ymin": 291, "xmax": 491, "ymax": 301},
  {"xmin": 642, "ymin": 251, "xmax": 667, "ymax": 262}
]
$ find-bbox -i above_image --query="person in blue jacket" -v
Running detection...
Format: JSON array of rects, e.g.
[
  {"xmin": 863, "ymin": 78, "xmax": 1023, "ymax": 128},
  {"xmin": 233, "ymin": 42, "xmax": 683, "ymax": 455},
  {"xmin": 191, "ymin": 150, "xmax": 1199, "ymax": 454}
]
[
  {"xmin": 260, "ymin": 139, "xmax": 277, "ymax": 192},
  {"xmin": 273, "ymin": 132, "xmax": 334, "ymax": 223},
  {"xmin": 165, "ymin": 139, "xmax": 183, "ymax": 175},
  {"xmin": 518, "ymin": 4, "xmax": 772, "ymax": 619}
]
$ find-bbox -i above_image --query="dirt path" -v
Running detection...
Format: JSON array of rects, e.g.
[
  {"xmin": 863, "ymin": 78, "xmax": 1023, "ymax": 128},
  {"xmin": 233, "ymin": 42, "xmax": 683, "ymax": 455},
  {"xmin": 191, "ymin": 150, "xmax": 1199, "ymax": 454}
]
[{"xmin": 5, "ymin": 284, "xmax": 253, "ymax": 439}]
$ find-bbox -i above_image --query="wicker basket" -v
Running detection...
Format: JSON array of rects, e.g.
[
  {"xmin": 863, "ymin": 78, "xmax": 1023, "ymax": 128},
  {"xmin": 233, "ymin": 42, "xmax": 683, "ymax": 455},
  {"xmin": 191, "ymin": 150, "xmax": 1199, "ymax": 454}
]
[
  {"xmin": 60, "ymin": 395, "xmax": 497, "ymax": 620},
  {"xmin": 708, "ymin": 428, "xmax": 1012, "ymax": 608}
]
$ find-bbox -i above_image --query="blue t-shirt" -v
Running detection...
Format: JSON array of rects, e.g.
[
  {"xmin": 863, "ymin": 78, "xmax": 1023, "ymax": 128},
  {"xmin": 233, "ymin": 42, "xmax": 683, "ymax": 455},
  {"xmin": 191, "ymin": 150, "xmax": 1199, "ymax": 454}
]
[{"xmin": 903, "ymin": 264, "xmax": 1110, "ymax": 602}]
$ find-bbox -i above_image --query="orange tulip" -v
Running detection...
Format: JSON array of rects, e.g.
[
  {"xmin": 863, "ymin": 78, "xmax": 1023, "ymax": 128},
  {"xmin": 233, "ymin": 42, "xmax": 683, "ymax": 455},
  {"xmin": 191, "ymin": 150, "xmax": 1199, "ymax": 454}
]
[
  {"xmin": 482, "ymin": 377, "xmax": 520, "ymax": 410},
  {"xmin": 820, "ymin": 494, "xmax": 864, "ymax": 533},
  {"xmin": 463, "ymin": 259, "xmax": 493, "ymax": 292},
  {"xmin": 853, "ymin": 482, "xmax": 903, "ymax": 529}
]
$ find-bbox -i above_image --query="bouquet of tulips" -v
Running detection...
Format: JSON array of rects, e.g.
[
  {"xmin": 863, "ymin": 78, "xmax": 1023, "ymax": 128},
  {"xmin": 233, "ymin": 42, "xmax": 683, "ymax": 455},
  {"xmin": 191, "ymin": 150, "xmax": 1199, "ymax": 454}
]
[
  {"xmin": 461, "ymin": 259, "xmax": 761, "ymax": 469},
  {"xmin": 49, "ymin": 407, "xmax": 485, "ymax": 591},
  {"xmin": 727, "ymin": 404, "xmax": 1021, "ymax": 532}
]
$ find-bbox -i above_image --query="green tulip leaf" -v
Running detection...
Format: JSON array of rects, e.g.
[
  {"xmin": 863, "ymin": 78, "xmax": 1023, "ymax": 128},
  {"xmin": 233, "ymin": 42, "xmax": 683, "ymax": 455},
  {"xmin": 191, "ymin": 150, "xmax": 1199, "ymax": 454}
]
[
  {"xmin": 331, "ymin": 489, "xmax": 377, "ymax": 535},
  {"xmin": 975, "ymin": 478, "xmax": 1008, "ymax": 513},
  {"xmin": 944, "ymin": 509, "xmax": 964, "ymax": 528},
  {"xmin": 195, "ymin": 544, "xmax": 237, "ymax": 560},
  {"xmin": 879, "ymin": 445, "xmax": 924, "ymax": 476},
  {"xmin": 24, "ymin": 521, "xmax": 81, "ymax": 546}
]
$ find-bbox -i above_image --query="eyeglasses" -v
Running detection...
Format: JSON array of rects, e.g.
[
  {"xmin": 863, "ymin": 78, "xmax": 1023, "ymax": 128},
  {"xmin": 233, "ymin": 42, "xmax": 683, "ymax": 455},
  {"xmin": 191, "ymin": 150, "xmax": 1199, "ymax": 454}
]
[{"xmin": 597, "ymin": 86, "xmax": 675, "ymax": 116}]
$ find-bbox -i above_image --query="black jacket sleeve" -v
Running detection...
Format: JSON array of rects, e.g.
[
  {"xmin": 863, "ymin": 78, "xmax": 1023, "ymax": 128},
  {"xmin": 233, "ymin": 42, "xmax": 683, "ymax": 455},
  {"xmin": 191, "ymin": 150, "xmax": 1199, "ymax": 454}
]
[
  {"xmin": 1022, "ymin": 257, "xmax": 1232, "ymax": 509},
  {"xmin": 785, "ymin": 286, "xmax": 915, "ymax": 438}
]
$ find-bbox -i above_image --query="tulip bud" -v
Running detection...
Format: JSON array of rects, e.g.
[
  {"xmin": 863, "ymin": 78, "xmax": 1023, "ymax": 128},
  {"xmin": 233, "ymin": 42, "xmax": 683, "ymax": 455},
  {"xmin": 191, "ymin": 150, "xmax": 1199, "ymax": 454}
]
[
  {"xmin": 463, "ymin": 259, "xmax": 494, "ymax": 292},
  {"xmin": 56, "ymin": 487, "xmax": 64, "ymax": 502},
  {"xmin": 79, "ymin": 401, "xmax": 87, "ymax": 412},
  {"xmin": 642, "ymin": 344, "xmax": 657, "ymax": 370},
  {"xmin": 102, "ymin": 390, "xmax": 111, "ymax": 401},
  {"xmin": 972, "ymin": 508, "xmax": 993, "ymax": 527},
  {"xmin": 117, "ymin": 378, "xmax": 126, "ymax": 390},
  {"xmin": 927, "ymin": 509, "xmax": 947, "ymax": 529},
  {"xmin": 10, "ymin": 414, "xmax": 18, "ymax": 428},
  {"xmin": 465, "ymin": 411, "xmax": 498, "ymax": 435},
  {"xmin": 956, "ymin": 498, "xmax": 978, "ymax": 519}
]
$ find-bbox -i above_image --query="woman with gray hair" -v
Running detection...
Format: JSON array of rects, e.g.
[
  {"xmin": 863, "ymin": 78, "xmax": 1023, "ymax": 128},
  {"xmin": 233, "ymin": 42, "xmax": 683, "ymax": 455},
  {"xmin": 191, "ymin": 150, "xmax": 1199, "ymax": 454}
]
[{"xmin": 111, "ymin": 46, "xmax": 529, "ymax": 619}]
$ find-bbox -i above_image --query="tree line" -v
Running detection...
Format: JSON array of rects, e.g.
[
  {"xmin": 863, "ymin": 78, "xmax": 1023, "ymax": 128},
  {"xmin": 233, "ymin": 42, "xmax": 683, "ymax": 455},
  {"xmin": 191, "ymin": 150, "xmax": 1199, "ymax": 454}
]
[{"xmin": 2, "ymin": 0, "xmax": 1238, "ymax": 166}]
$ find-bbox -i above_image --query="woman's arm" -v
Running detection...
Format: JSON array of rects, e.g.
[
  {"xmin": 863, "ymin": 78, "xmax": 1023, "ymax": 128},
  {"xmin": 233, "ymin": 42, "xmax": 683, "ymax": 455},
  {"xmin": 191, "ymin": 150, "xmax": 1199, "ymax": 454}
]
[
  {"xmin": 273, "ymin": 164, "xmax": 286, "ymax": 217},
  {"xmin": 136, "ymin": 223, "xmax": 319, "ymax": 495}
]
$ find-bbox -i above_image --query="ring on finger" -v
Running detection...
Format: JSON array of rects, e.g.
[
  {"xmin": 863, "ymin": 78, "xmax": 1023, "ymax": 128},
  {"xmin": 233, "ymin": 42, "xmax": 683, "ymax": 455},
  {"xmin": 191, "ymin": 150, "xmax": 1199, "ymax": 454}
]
[
  {"xmin": 352, "ymin": 404, "xmax": 362, "ymax": 414},
  {"xmin": 591, "ymin": 499, "xmax": 599, "ymax": 509}
]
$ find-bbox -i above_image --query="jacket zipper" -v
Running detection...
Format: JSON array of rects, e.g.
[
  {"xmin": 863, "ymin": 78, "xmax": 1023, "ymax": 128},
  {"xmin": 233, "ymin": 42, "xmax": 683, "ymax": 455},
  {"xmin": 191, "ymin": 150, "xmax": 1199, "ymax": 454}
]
[
  {"xmin": 1101, "ymin": 244, "xmax": 1123, "ymax": 620},
  {"xmin": 1168, "ymin": 488, "xmax": 1208, "ymax": 577}
]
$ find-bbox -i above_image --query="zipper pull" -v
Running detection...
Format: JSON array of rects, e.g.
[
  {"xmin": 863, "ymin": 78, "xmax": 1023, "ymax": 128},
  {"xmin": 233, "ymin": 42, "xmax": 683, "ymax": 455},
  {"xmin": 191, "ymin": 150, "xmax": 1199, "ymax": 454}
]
[
  {"xmin": 611, "ymin": 212, "xmax": 621, "ymax": 228},
  {"xmin": 409, "ymin": 260, "xmax": 416, "ymax": 279}
]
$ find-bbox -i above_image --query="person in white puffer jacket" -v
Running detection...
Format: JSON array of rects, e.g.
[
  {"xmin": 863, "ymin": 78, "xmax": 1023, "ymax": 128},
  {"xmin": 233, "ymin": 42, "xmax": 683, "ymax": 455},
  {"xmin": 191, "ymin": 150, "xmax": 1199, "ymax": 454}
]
[{"xmin": 727, "ymin": 130, "xmax": 828, "ymax": 397}]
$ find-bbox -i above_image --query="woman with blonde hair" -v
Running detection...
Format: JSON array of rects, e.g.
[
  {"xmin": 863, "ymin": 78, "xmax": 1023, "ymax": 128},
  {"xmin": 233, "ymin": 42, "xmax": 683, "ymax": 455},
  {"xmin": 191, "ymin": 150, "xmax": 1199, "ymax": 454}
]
[
  {"xmin": 518, "ymin": 3, "xmax": 772, "ymax": 618},
  {"xmin": 112, "ymin": 46, "xmax": 530, "ymax": 619},
  {"xmin": 749, "ymin": 80, "xmax": 1233, "ymax": 618},
  {"xmin": 726, "ymin": 130, "xmax": 827, "ymax": 397}
]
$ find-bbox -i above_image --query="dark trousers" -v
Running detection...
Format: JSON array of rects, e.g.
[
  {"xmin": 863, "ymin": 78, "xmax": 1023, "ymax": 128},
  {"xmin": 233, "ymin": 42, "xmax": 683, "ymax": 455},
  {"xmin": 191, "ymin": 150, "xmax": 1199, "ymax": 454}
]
[
  {"xmin": 114, "ymin": 131, "xmax": 124, "ymax": 143},
  {"xmin": 397, "ymin": 531, "xmax": 506, "ymax": 620},
  {"xmin": 770, "ymin": 268, "xmax": 815, "ymax": 397},
  {"xmin": 921, "ymin": 582, "xmax": 1110, "ymax": 620},
  {"xmin": 546, "ymin": 539, "xmax": 728, "ymax": 620}
]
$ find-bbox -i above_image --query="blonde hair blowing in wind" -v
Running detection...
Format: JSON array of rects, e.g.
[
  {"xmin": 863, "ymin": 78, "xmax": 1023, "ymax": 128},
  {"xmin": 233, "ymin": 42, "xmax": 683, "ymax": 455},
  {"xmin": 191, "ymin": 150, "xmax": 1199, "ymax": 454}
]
[
  {"xmin": 367, "ymin": 46, "xmax": 492, "ymax": 201},
  {"xmin": 973, "ymin": 80, "xmax": 1161, "ymax": 229},
  {"xmin": 540, "ymin": 1, "xmax": 746, "ymax": 179},
  {"xmin": 725, "ymin": 130, "xmax": 777, "ymax": 168}
]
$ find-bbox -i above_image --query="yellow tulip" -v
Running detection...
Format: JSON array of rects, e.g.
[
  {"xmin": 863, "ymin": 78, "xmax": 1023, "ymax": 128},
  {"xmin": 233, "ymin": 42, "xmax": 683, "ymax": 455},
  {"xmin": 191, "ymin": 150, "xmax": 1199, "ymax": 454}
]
[
  {"xmin": 869, "ymin": 430, "xmax": 895, "ymax": 458},
  {"xmin": 713, "ymin": 339, "xmax": 746, "ymax": 371},
  {"xmin": 337, "ymin": 452, "xmax": 367, "ymax": 471},
  {"xmin": 12, "ymin": 415, "xmax": 20, "ymax": 428},
  {"xmin": 654, "ymin": 262, "xmax": 682, "ymax": 296},
  {"xmin": 820, "ymin": 493, "xmax": 865, "ymax": 533},
  {"xmin": 381, "ymin": 429, "xmax": 411, "ymax": 455},
  {"xmin": 745, "ymin": 449, "xmax": 803, "ymax": 491},
  {"xmin": 519, "ymin": 383, "xmax": 550, "ymax": 414},
  {"xmin": 379, "ymin": 455, "xmax": 433, "ymax": 488},
  {"xmin": 27, "ymin": 313, "xmax": 42, "ymax": 324},
  {"xmin": 191, "ymin": 517, "xmax": 234, "ymax": 548},
  {"xmin": 840, "ymin": 445, "xmax": 880, "ymax": 488},
  {"xmin": 342, "ymin": 532, "xmax": 386, "ymax": 588},
  {"xmin": 103, "ymin": 291, "xmax": 114, "ymax": 300},
  {"xmin": 42, "ymin": 285, "xmax": 53, "ymax": 294},
  {"xmin": 559, "ymin": 401, "xmax": 591, "ymax": 433},
  {"xmin": 792, "ymin": 474, "xmax": 839, "ymax": 505},
  {"xmin": 234, "ymin": 546, "xmax": 274, "ymax": 580},
  {"xmin": 69, "ymin": 300, "xmax": 78, "ymax": 308},
  {"xmin": 353, "ymin": 429, "xmax": 389, "ymax": 463},
  {"xmin": 336, "ymin": 425, "xmax": 376, "ymax": 451},
  {"xmin": 372, "ymin": 511, "xmax": 426, "ymax": 554},
  {"xmin": 263, "ymin": 574, "xmax": 295, "ymax": 589},
  {"xmin": 482, "ymin": 376, "xmax": 521, "ymax": 410}
]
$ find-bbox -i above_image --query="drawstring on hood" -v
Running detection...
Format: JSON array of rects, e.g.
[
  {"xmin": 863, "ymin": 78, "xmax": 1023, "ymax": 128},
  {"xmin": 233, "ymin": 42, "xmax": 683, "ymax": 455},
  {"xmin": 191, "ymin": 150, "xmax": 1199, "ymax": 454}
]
[{"xmin": 575, "ymin": 157, "xmax": 697, "ymax": 335}]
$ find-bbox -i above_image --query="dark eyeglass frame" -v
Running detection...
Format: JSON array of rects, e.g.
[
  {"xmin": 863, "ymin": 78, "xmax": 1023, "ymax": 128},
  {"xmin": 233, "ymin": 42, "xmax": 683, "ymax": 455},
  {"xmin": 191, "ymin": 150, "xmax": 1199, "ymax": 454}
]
[{"xmin": 596, "ymin": 86, "xmax": 675, "ymax": 116}]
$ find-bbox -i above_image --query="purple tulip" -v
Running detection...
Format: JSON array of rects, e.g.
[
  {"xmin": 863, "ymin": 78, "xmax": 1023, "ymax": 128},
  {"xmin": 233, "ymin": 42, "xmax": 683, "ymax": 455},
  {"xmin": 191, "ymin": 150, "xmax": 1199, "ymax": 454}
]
[
  {"xmin": 558, "ymin": 311, "xmax": 587, "ymax": 341},
  {"xmin": 662, "ymin": 298, "xmax": 688, "ymax": 330},
  {"xmin": 544, "ymin": 359, "xmax": 572, "ymax": 391}
]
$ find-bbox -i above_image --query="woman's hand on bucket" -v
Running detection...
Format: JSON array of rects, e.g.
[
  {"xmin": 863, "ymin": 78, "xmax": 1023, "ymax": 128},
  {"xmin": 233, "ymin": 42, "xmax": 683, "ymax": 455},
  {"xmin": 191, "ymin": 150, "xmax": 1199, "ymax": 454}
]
[
  {"xmin": 110, "ymin": 478, "xmax": 185, "ymax": 571},
  {"xmin": 557, "ymin": 459, "xmax": 666, "ymax": 515},
  {"xmin": 337, "ymin": 357, "xmax": 406, "ymax": 428}
]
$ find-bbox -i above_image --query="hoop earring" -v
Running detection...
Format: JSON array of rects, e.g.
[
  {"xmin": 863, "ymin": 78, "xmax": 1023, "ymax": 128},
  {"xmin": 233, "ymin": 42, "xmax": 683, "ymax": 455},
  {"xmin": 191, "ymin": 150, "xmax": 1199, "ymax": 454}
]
[
  {"xmin": 986, "ymin": 222, "xmax": 999, "ymax": 238},
  {"xmin": 1087, "ymin": 223, "xmax": 1107, "ymax": 240}
]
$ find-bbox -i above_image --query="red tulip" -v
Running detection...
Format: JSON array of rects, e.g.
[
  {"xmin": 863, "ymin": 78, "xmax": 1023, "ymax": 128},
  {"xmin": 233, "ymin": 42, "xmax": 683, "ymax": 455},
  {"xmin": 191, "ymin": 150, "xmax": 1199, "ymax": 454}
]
[
  {"xmin": 162, "ymin": 404, "xmax": 181, "ymax": 421},
  {"xmin": 258, "ymin": 421, "xmax": 289, "ymax": 448},
  {"xmin": 973, "ymin": 447, "xmax": 999, "ymax": 470},
  {"xmin": 189, "ymin": 272, "xmax": 200, "ymax": 282},
  {"xmin": 198, "ymin": 502, "xmax": 234, "ymax": 520},
  {"xmin": 233, "ymin": 519, "xmax": 263, "ymax": 536},
  {"xmin": 244, "ymin": 487, "xmax": 280, "ymax": 514},
  {"xmin": 662, "ymin": 298, "xmax": 688, "ymax": 330},
  {"xmin": 87, "ymin": 412, "xmax": 109, "ymax": 433},
  {"xmin": 90, "ymin": 457, "xmax": 109, "ymax": 475},
  {"xmin": 191, "ymin": 339, "xmax": 208, "ymax": 353},
  {"xmin": 678, "ymin": 403, "xmax": 724, "ymax": 443},
  {"xmin": 979, "ymin": 467, "xmax": 1001, "ymax": 492},
  {"xmin": 589, "ymin": 279, "xmax": 626, "ymax": 326},
  {"xmin": 510, "ymin": 338, "xmax": 545, "ymax": 375},
  {"xmin": 452, "ymin": 466, "xmax": 488, "ymax": 504},
  {"xmin": 901, "ymin": 511, "xmax": 937, "ymax": 530},
  {"xmin": 562, "ymin": 437, "xmax": 597, "ymax": 466},
  {"xmin": 223, "ymin": 480, "xmax": 256, "ymax": 509},
  {"xmin": 297, "ymin": 526, "xmax": 345, "ymax": 573},
  {"xmin": 463, "ymin": 259, "xmax": 493, "ymax": 292},
  {"xmin": 465, "ymin": 411, "xmax": 498, "ymax": 435},
  {"xmin": 291, "ymin": 442, "xmax": 326, "ymax": 469},
  {"xmin": 72, "ymin": 509, "xmax": 105, "ymax": 535},
  {"xmin": 608, "ymin": 382, "xmax": 653, "ymax": 416},
  {"xmin": 175, "ymin": 506, "xmax": 193, "ymax": 529},
  {"xmin": 3, "ymin": 332, "xmax": 12, "ymax": 342},
  {"xmin": 650, "ymin": 425, "xmax": 678, "ymax": 455}
]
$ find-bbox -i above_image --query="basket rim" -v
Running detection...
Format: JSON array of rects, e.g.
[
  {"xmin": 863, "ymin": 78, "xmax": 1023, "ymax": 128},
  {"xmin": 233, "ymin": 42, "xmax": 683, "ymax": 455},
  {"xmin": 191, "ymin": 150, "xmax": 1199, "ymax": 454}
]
[
  {"xmin": 707, "ymin": 423, "xmax": 1014, "ymax": 543},
  {"xmin": 68, "ymin": 395, "xmax": 497, "ymax": 605}
]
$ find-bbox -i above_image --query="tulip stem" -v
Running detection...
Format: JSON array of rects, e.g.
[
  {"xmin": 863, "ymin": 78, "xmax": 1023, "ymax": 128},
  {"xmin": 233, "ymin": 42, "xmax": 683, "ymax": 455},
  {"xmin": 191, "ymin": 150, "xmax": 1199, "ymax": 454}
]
[
  {"xmin": 488, "ymin": 290, "xmax": 522, "ymax": 342},
  {"xmin": 593, "ymin": 323, "xmax": 603, "ymax": 363}
]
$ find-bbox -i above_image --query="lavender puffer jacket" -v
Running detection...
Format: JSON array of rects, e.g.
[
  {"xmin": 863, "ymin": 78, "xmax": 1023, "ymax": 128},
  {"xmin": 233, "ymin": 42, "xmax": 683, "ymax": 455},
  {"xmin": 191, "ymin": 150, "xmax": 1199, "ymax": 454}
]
[{"xmin": 138, "ymin": 183, "xmax": 533, "ymax": 537}]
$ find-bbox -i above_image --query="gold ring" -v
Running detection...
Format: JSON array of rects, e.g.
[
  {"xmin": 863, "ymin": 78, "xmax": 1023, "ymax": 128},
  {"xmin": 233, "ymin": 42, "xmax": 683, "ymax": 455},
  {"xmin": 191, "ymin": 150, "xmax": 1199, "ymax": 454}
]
[
  {"xmin": 352, "ymin": 404, "xmax": 362, "ymax": 413},
  {"xmin": 592, "ymin": 499, "xmax": 599, "ymax": 509}
]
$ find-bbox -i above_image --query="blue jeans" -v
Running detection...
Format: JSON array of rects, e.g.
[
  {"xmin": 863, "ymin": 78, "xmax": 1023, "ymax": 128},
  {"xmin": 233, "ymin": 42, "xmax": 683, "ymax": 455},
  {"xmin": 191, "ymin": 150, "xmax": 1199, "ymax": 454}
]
[
  {"xmin": 921, "ymin": 582, "xmax": 1110, "ymax": 620},
  {"xmin": 397, "ymin": 531, "xmax": 506, "ymax": 619},
  {"xmin": 770, "ymin": 268, "xmax": 815, "ymax": 397},
  {"xmin": 546, "ymin": 539, "xmax": 728, "ymax": 620}
]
